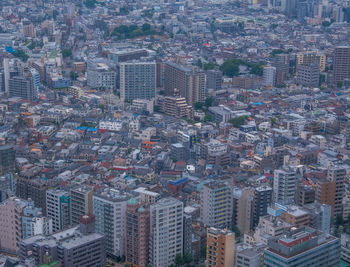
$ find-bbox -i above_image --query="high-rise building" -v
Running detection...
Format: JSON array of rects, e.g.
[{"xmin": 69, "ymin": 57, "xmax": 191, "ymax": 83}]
[
  {"xmin": 9, "ymin": 75, "xmax": 37, "ymax": 101},
  {"xmin": 274, "ymin": 54, "xmax": 289, "ymax": 86},
  {"xmin": 0, "ymin": 197, "xmax": 26, "ymax": 253},
  {"xmin": 70, "ymin": 186, "xmax": 93, "ymax": 225},
  {"xmin": 252, "ymin": 185, "xmax": 272, "ymax": 228},
  {"xmin": 316, "ymin": 179, "xmax": 336, "ymax": 216},
  {"xmin": 161, "ymin": 94, "xmax": 193, "ymax": 118},
  {"xmin": 200, "ymin": 181, "xmax": 232, "ymax": 229},
  {"xmin": 119, "ymin": 62, "xmax": 156, "ymax": 102},
  {"xmin": 206, "ymin": 68, "xmax": 222, "ymax": 91},
  {"xmin": 334, "ymin": 46, "xmax": 350, "ymax": 84},
  {"xmin": 303, "ymin": 203, "xmax": 331, "ymax": 234},
  {"xmin": 264, "ymin": 226, "xmax": 340, "ymax": 267},
  {"xmin": 262, "ymin": 66, "xmax": 276, "ymax": 87},
  {"xmin": 93, "ymin": 188, "xmax": 131, "ymax": 257},
  {"xmin": 295, "ymin": 183, "xmax": 315, "ymax": 206},
  {"xmin": 149, "ymin": 197, "xmax": 183, "ymax": 267},
  {"xmin": 46, "ymin": 190, "xmax": 71, "ymax": 232},
  {"xmin": 233, "ymin": 187, "xmax": 254, "ymax": 234},
  {"xmin": 164, "ymin": 62, "xmax": 206, "ymax": 106},
  {"xmin": 0, "ymin": 173, "xmax": 15, "ymax": 202},
  {"xmin": 206, "ymin": 227, "xmax": 235, "ymax": 267},
  {"xmin": 297, "ymin": 51, "xmax": 326, "ymax": 71},
  {"xmin": 125, "ymin": 198, "xmax": 150, "ymax": 267},
  {"xmin": 22, "ymin": 20, "xmax": 36, "ymax": 38},
  {"xmin": 273, "ymin": 168, "xmax": 297, "ymax": 204},
  {"xmin": 328, "ymin": 166, "xmax": 346, "ymax": 216},
  {"xmin": 296, "ymin": 63, "xmax": 320, "ymax": 87},
  {"xmin": 19, "ymin": 214, "xmax": 106, "ymax": 267},
  {"xmin": 87, "ymin": 62, "xmax": 116, "ymax": 90},
  {"xmin": 0, "ymin": 145, "xmax": 15, "ymax": 175}
]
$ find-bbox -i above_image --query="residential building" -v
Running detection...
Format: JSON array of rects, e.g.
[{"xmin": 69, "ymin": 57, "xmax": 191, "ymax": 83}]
[
  {"xmin": 70, "ymin": 186, "xmax": 93, "ymax": 225},
  {"xmin": 0, "ymin": 145, "xmax": 15, "ymax": 175},
  {"xmin": 200, "ymin": 181, "xmax": 232, "ymax": 229},
  {"xmin": 206, "ymin": 68, "xmax": 222, "ymax": 91},
  {"xmin": 206, "ymin": 227, "xmax": 235, "ymax": 267},
  {"xmin": 303, "ymin": 203, "xmax": 331, "ymax": 234},
  {"xmin": 235, "ymin": 243, "xmax": 264, "ymax": 267},
  {"xmin": 341, "ymin": 233, "xmax": 350, "ymax": 264},
  {"xmin": 280, "ymin": 205, "xmax": 309, "ymax": 226},
  {"xmin": 125, "ymin": 198, "xmax": 150, "ymax": 267},
  {"xmin": 296, "ymin": 64, "xmax": 320, "ymax": 88},
  {"xmin": 87, "ymin": 62, "xmax": 116, "ymax": 90},
  {"xmin": 264, "ymin": 226, "xmax": 340, "ymax": 267},
  {"xmin": 334, "ymin": 46, "xmax": 350, "ymax": 84},
  {"xmin": 46, "ymin": 190, "xmax": 71, "ymax": 232},
  {"xmin": 149, "ymin": 197, "xmax": 183, "ymax": 267},
  {"xmin": 273, "ymin": 168, "xmax": 297, "ymax": 204},
  {"xmin": 316, "ymin": 179, "xmax": 336, "ymax": 216},
  {"xmin": 263, "ymin": 66, "xmax": 276, "ymax": 87},
  {"xmin": 164, "ymin": 62, "xmax": 206, "ymax": 105},
  {"xmin": 296, "ymin": 51, "xmax": 326, "ymax": 71},
  {"xmin": 252, "ymin": 185, "xmax": 272, "ymax": 228},
  {"xmin": 9, "ymin": 75, "xmax": 37, "ymax": 101},
  {"xmin": 19, "ymin": 214, "xmax": 106, "ymax": 267},
  {"xmin": 119, "ymin": 62, "xmax": 156, "ymax": 102},
  {"xmin": 161, "ymin": 94, "xmax": 192, "ymax": 118},
  {"xmin": 93, "ymin": 188, "xmax": 131, "ymax": 257},
  {"xmin": 328, "ymin": 166, "xmax": 346, "ymax": 216}
]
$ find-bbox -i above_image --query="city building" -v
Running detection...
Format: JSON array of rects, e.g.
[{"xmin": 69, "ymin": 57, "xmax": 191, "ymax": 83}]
[
  {"xmin": 149, "ymin": 197, "xmax": 183, "ymax": 267},
  {"xmin": 334, "ymin": 46, "xmax": 350, "ymax": 84},
  {"xmin": 328, "ymin": 166, "xmax": 346, "ymax": 216},
  {"xmin": 125, "ymin": 198, "xmax": 150, "ymax": 267},
  {"xmin": 264, "ymin": 226, "xmax": 340, "ymax": 267},
  {"xmin": 70, "ymin": 186, "xmax": 93, "ymax": 225},
  {"xmin": 161, "ymin": 94, "xmax": 193, "ymax": 118},
  {"xmin": 119, "ymin": 62, "xmax": 156, "ymax": 102},
  {"xmin": 87, "ymin": 62, "xmax": 116, "ymax": 90},
  {"xmin": 93, "ymin": 188, "xmax": 131, "ymax": 257},
  {"xmin": 206, "ymin": 68, "xmax": 222, "ymax": 91},
  {"xmin": 296, "ymin": 64, "xmax": 320, "ymax": 88},
  {"xmin": 200, "ymin": 181, "xmax": 232, "ymax": 229},
  {"xmin": 263, "ymin": 66, "xmax": 276, "ymax": 87},
  {"xmin": 164, "ymin": 62, "xmax": 206, "ymax": 105},
  {"xmin": 19, "ymin": 214, "xmax": 106, "ymax": 267},
  {"xmin": 0, "ymin": 145, "xmax": 15, "ymax": 175},
  {"xmin": 9, "ymin": 75, "xmax": 37, "ymax": 101},
  {"xmin": 297, "ymin": 51, "xmax": 326, "ymax": 72},
  {"xmin": 252, "ymin": 185, "xmax": 272, "ymax": 228},
  {"xmin": 206, "ymin": 227, "xmax": 235, "ymax": 267},
  {"xmin": 46, "ymin": 190, "xmax": 71, "ymax": 232},
  {"xmin": 273, "ymin": 168, "xmax": 297, "ymax": 204},
  {"xmin": 235, "ymin": 243, "xmax": 264, "ymax": 267}
]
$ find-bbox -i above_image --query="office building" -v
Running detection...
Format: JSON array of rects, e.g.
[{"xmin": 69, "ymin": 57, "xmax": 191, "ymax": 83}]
[
  {"xmin": 149, "ymin": 197, "xmax": 183, "ymax": 267},
  {"xmin": 125, "ymin": 198, "xmax": 150, "ymax": 267},
  {"xmin": 134, "ymin": 187, "xmax": 161, "ymax": 204},
  {"xmin": 263, "ymin": 66, "xmax": 276, "ymax": 87},
  {"xmin": 0, "ymin": 145, "xmax": 15, "ymax": 175},
  {"xmin": 274, "ymin": 53, "xmax": 289, "ymax": 86},
  {"xmin": 233, "ymin": 187, "xmax": 254, "ymax": 234},
  {"xmin": 264, "ymin": 226, "xmax": 340, "ymax": 267},
  {"xmin": 295, "ymin": 183, "xmax": 315, "ymax": 206},
  {"xmin": 206, "ymin": 227, "xmax": 235, "ymax": 267},
  {"xmin": 200, "ymin": 181, "xmax": 232, "ymax": 229},
  {"xmin": 119, "ymin": 62, "xmax": 156, "ymax": 102},
  {"xmin": 328, "ymin": 166, "xmax": 346, "ymax": 216},
  {"xmin": 206, "ymin": 68, "xmax": 222, "ymax": 91},
  {"xmin": 93, "ymin": 188, "xmax": 131, "ymax": 257},
  {"xmin": 235, "ymin": 243, "xmax": 264, "ymax": 267},
  {"xmin": 303, "ymin": 203, "xmax": 331, "ymax": 234},
  {"xmin": 341, "ymin": 233, "xmax": 350, "ymax": 263},
  {"xmin": 273, "ymin": 168, "xmax": 297, "ymax": 204},
  {"xmin": 0, "ymin": 173, "xmax": 15, "ymax": 202},
  {"xmin": 164, "ymin": 62, "xmax": 206, "ymax": 106},
  {"xmin": 280, "ymin": 205, "xmax": 309, "ymax": 226},
  {"xmin": 316, "ymin": 179, "xmax": 336, "ymax": 216},
  {"xmin": 87, "ymin": 62, "xmax": 116, "ymax": 90},
  {"xmin": 9, "ymin": 75, "xmax": 37, "ymax": 101},
  {"xmin": 70, "ymin": 186, "xmax": 93, "ymax": 225},
  {"xmin": 334, "ymin": 46, "xmax": 350, "ymax": 84},
  {"xmin": 46, "ymin": 190, "xmax": 71, "ymax": 232},
  {"xmin": 296, "ymin": 64, "xmax": 320, "ymax": 87},
  {"xmin": 19, "ymin": 214, "xmax": 106, "ymax": 267}
]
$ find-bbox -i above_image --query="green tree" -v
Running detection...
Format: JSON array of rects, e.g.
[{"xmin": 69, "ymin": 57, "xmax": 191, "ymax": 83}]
[
  {"xmin": 204, "ymin": 113, "xmax": 214, "ymax": 122},
  {"xmin": 220, "ymin": 59, "xmax": 240, "ymax": 77},
  {"xmin": 99, "ymin": 104, "xmax": 105, "ymax": 113},
  {"xmin": 84, "ymin": 0, "xmax": 97, "ymax": 8},
  {"xmin": 229, "ymin": 116, "xmax": 247, "ymax": 128},
  {"xmin": 62, "ymin": 49, "xmax": 72, "ymax": 58},
  {"xmin": 322, "ymin": 21, "xmax": 331, "ymax": 27},
  {"xmin": 337, "ymin": 81, "xmax": 343, "ymax": 88},
  {"xmin": 142, "ymin": 23, "xmax": 151, "ymax": 32},
  {"xmin": 270, "ymin": 23, "xmax": 278, "ymax": 29},
  {"xmin": 12, "ymin": 49, "xmax": 29, "ymax": 62},
  {"xmin": 175, "ymin": 254, "xmax": 183, "ymax": 266},
  {"xmin": 194, "ymin": 102, "xmax": 204, "ymax": 110},
  {"xmin": 319, "ymin": 74, "xmax": 325, "ymax": 85},
  {"xmin": 200, "ymin": 245, "xmax": 207, "ymax": 259},
  {"xmin": 232, "ymin": 225, "xmax": 241, "ymax": 238},
  {"xmin": 183, "ymin": 252, "xmax": 192, "ymax": 264},
  {"xmin": 203, "ymin": 62, "xmax": 218, "ymax": 70},
  {"xmin": 70, "ymin": 71, "xmax": 78, "ymax": 80},
  {"xmin": 205, "ymin": 97, "xmax": 214, "ymax": 107},
  {"xmin": 196, "ymin": 59, "xmax": 203, "ymax": 68},
  {"xmin": 336, "ymin": 214, "xmax": 344, "ymax": 225}
]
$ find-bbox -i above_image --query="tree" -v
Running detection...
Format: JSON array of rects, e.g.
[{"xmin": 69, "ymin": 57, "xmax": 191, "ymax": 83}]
[
  {"xmin": 220, "ymin": 59, "xmax": 240, "ymax": 77},
  {"xmin": 336, "ymin": 214, "xmax": 344, "ymax": 225},
  {"xmin": 203, "ymin": 62, "xmax": 218, "ymax": 70},
  {"xmin": 194, "ymin": 102, "xmax": 204, "ymax": 110},
  {"xmin": 319, "ymin": 74, "xmax": 325, "ymax": 85},
  {"xmin": 196, "ymin": 59, "xmax": 203, "ymax": 68},
  {"xmin": 337, "ymin": 81, "xmax": 343, "ymax": 88},
  {"xmin": 322, "ymin": 21, "xmax": 331, "ymax": 27},
  {"xmin": 200, "ymin": 245, "xmax": 207, "ymax": 259},
  {"xmin": 175, "ymin": 254, "xmax": 183, "ymax": 266},
  {"xmin": 270, "ymin": 23, "xmax": 278, "ymax": 29},
  {"xmin": 205, "ymin": 97, "xmax": 214, "ymax": 107},
  {"xmin": 62, "ymin": 49, "xmax": 72, "ymax": 58},
  {"xmin": 70, "ymin": 71, "xmax": 78, "ymax": 80},
  {"xmin": 204, "ymin": 113, "xmax": 214, "ymax": 122},
  {"xmin": 232, "ymin": 225, "xmax": 241, "ymax": 238},
  {"xmin": 84, "ymin": 0, "xmax": 97, "ymax": 8},
  {"xmin": 229, "ymin": 116, "xmax": 247, "ymax": 128},
  {"xmin": 142, "ymin": 23, "xmax": 151, "ymax": 33},
  {"xmin": 183, "ymin": 252, "xmax": 192, "ymax": 264}
]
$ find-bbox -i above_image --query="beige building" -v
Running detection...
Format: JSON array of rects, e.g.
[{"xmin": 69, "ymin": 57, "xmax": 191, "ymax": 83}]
[
  {"xmin": 206, "ymin": 227, "xmax": 235, "ymax": 267},
  {"xmin": 296, "ymin": 51, "xmax": 326, "ymax": 72}
]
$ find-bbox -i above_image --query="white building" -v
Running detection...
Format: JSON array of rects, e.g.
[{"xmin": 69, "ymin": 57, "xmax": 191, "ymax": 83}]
[
  {"xmin": 263, "ymin": 66, "xmax": 276, "ymax": 87},
  {"xmin": 99, "ymin": 119, "xmax": 123, "ymax": 131},
  {"xmin": 273, "ymin": 168, "xmax": 297, "ymax": 204},
  {"xmin": 46, "ymin": 190, "xmax": 70, "ymax": 232},
  {"xmin": 87, "ymin": 62, "xmax": 116, "ymax": 90},
  {"xmin": 149, "ymin": 197, "xmax": 183, "ymax": 267},
  {"xmin": 31, "ymin": 216, "xmax": 53, "ymax": 236}
]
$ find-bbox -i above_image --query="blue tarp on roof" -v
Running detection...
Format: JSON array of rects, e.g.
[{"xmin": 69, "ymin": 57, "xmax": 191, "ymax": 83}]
[
  {"xmin": 168, "ymin": 177, "xmax": 188, "ymax": 186},
  {"xmin": 77, "ymin": 126, "xmax": 87, "ymax": 130},
  {"xmin": 5, "ymin": 47, "xmax": 16, "ymax": 53},
  {"xmin": 87, "ymin": 127, "xmax": 97, "ymax": 132}
]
